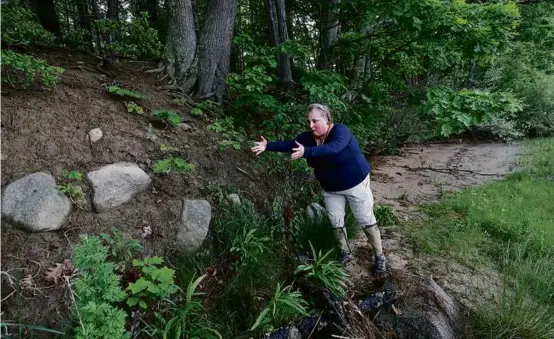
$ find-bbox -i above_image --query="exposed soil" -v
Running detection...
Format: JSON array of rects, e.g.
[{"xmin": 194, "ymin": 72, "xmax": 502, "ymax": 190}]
[
  {"xmin": 1, "ymin": 48, "xmax": 276, "ymax": 330},
  {"xmin": 1, "ymin": 48, "xmax": 519, "ymax": 335}
]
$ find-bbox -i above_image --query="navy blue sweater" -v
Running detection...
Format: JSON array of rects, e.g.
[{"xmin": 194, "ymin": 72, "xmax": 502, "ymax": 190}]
[{"xmin": 266, "ymin": 123, "xmax": 371, "ymax": 192}]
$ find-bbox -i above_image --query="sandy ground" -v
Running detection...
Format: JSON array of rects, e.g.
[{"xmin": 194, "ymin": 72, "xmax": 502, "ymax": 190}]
[{"xmin": 346, "ymin": 141, "xmax": 520, "ymax": 307}]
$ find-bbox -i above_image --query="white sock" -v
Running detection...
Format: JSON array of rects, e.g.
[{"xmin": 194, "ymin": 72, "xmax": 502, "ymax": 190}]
[
  {"xmin": 362, "ymin": 224, "xmax": 383, "ymax": 257},
  {"xmin": 333, "ymin": 227, "xmax": 350, "ymax": 253}
]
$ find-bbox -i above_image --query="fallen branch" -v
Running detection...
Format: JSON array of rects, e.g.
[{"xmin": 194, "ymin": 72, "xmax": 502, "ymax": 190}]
[{"xmin": 402, "ymin": 165, "xmax": 502, "ymax": 176}]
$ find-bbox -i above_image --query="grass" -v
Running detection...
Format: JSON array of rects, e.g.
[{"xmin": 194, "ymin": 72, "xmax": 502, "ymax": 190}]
[{"xmin": 404, "ymin": 138, "xmax": 554, "ymax": 338}]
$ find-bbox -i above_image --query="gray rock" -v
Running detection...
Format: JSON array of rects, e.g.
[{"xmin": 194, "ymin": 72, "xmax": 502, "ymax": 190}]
[
  {"xmin": 177, "ymin": 123, "xmax": 192, "ymax": 131},
  {"xmin": 88, "ymin": 128, "xmax": 103, "ymax": 143},
  {"xmin": 226, "ymin": 193, "xmax": 241, "ymax": 205},
  {"xmin": 177, "ymin": 199, "xmax": 211, "ymax": 252},
  {"xmin": 87, "ymin": 162, "xmax": 151, "ymax": 212},
  {"xmin": 1, "ymin": 172, "xmax": 72, "ymax": 232},
  {"xmin": 306, "ymin": 202, "xmax": 327, "ymax": 219}
]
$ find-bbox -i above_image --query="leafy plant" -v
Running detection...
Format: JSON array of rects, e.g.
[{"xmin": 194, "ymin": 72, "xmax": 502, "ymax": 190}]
[
  {"xmin": 126, "ymin": 257, "xmax": 178, "ymax": 310},
  {"xmin": 424, "ymin": 87, "xmax": 525, "ymax": 137},
  {"xmin": 71, "ymin": 236, "xmax": 128, "ymax": 339},
  {"xmin": 374, "ymin": 204, "xmax": 398, "ymax": 226},
  {"xmin": 230, "ymin": 227, "xmax": 271, "ymax": 268},
  {"xmin": 0, "ymin": 0, "xmax": 55, "ymax": 46},
  {"xmin": 152, "ymin": 157, "xmax": 195, "ymax": 174},
  {"xmin": 250, "ymin": 282, "xmax": 309, "ymax": 333},
  {"xmin": 295, "ymin": 242, "xmax": 349, "ymax": 297},
  {"xmin": 142, "ymin": 274, "xmax": 222, "ymax": 339},
  {"xmin": 1, "ymin": 50, "xmax": 64, "ymax": 89},
  {"xmin": 100, "ymin": 228, "xmax": 143, "ymax": 271},
  {"xmin": 154, "ymin": 110, "xmax": 181, "ymax": 127},
  {"xmin": 94, "ymin": 13, "xmax": 162, "ymax": 59},
  {"xmin": 107, "ymin": 86, "xmax": 145, "ymax": 100},
  {"xmin": 125, "ymin": 101, "xmax": 144, "ymax": 114},
  {"xmin": 207, "ymin": 117, "xmax": 246, "ymax": 150},
  {"xmin": 57, "ymin": 169, "xmax": 85, "ymax": 206}
]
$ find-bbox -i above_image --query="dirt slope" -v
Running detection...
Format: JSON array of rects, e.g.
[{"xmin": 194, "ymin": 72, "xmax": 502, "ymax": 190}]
[{"xmin": 0, "ymin": 48, "xmax": 519, "ymax": 333}]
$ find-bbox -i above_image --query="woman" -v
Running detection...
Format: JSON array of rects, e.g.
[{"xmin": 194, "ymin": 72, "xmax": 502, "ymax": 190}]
[{"xmin": 251, "ymin": 103, "xmax": 387, "ymax": 274}]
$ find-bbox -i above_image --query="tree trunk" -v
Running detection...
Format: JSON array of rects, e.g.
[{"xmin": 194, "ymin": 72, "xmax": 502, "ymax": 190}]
[
  {"xmin": 163, "ymin": 0, "xmax": 198, "ymax": 92},
  {"xmin": 317, "ymin": 0, "xmax": 340, "ymax": 70},
  {"xmin": 196, "ymin": 0, "xmax": 239, "ymax": 101},
  {"xmin": 30, "ymin": 0, "xmax": 62, "ymax": 40},
  {"xmin": 265, "ymin": 0, "xmax": 293, "ymax": 89},
  {"xmin": 107, "ymin": 0, "xmax": 118, "ymax": 19}
]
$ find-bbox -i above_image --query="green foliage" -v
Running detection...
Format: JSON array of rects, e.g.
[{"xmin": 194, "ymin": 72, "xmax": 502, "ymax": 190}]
[
  {"xmin": 295, "ymin": 242, "xmax": 349, "ymax": 297},
  {"xmin": 250, "ymin": 282, "xmax": 309, "ymax": 333},
  {"xmin": 424, "ymin": 87, "xmax": 524, "ymax": 137},
  {"xmin": 71, "ymin": 236, "xmax": 128, "ymax": 339},
  {"xmin": 56, "ymin": 170, "xmax": 85, "ymax": 206},
  {"xmin": 1, "ymin": 50, "xmax": 64, "ymax": 89},
  {"xmin": 300, "ymin": 71, "xmax": 348, "ymax": 117},
  {"xmin": 126, "ymin": 257, "xmax": 178, "ymax": 310},
  {"xmin": 107, "ymin": 86, "xmax": 145, "ymax": 100},
  {"xmin": 142, "ymin": 275, "xmax": 222, "ymax": 339},
  {"xmin": 231, "ymin": 227, "xmax": 271, "ymax": 269},
  {"xmin": 154, "ymin": 110, "xmax": 181, "ymax": 127},
  {"xmin": 94, "ymin": 13, "xmax": 162, "ymax": 59},
  {"xmin": 0, "ymin": 1, "xmax": 55, "ymax": 46},
  {"xmin": 207, "ymin": 117, "xmax": 247, "ymax": 150},
  {"xmin": 374, "ymin": 204, "xmax": 398, "ymax": 227},
  {"xmin": 100, "ymin": 228, "xmax": 143, "ymax": 271},
  {"xmin": 152, "ymin": 157, "xmax": 194, "ymax": 174},
  {"xmin": 125, "ymin": 101, "xmax": 144, "ymax": 114}
]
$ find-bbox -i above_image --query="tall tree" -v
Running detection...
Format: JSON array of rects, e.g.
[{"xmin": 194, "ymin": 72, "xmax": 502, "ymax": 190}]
[
  {"xmin": 265, "ymin": 0, "xmax": 293, "ymax": 89},
  {"xmin": 162, "ymin": 0, "xmax": 239, "ymax": 101},
  {"xmin": 30, "ymin": 0, "xmax": 62, "ymax": 40},
  {"xmin": 317, "ymin": 0, "xmax": 340, "ymax": 70}
]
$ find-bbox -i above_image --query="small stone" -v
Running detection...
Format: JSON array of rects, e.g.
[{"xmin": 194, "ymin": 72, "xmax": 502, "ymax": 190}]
[
  {"xmin": 177, "ymin": 123, "xmax": 192, "ymax": 131},
  {"xmin": 1, "ymin": 172, "xmax": 72, "ymax": 232},
  {"xmin": 88, "ymin": 128, "xmax": 103, "ymax": 143},
  {"xmin": 87, "ymin": 162, "xmax": 151, "ymax": 212},
  {"xmin": 176, "ymin": 199, "xmax": 211, "ymax": 252},
  {"xmin": 226, "ymin": 193, "xmax": 241, "ymax": 205}
]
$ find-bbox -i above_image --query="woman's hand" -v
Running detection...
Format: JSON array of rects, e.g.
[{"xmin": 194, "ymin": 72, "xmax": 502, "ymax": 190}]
[
  {"xmin": 251, "ymin": 136, "xmax": 267, "ymax": 155},
  {"xmin": 291, "ymin": 140, "xmax": 305, "ymax": 160}
]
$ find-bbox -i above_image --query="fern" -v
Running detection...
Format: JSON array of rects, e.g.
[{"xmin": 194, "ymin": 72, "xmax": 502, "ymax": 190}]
[
  {"xmin": 154, "ymin": 110, "xmax": 181, "ymax": 127},
  {"xmin": 107, "ymin": 85, "xmax": 145, "ymax": 100},
  {"xmin": 152, "ymin": 157, "xmax": 194, "ymax": 174},
  {"xmin": 71, "ymin": 236, "xmax": 128, "ymax": 339}
]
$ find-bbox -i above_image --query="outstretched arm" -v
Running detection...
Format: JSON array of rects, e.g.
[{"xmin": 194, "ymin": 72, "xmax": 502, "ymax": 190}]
[{"xmin": 303, "ymin": 126, "xmax": 351, "ymax": 158}]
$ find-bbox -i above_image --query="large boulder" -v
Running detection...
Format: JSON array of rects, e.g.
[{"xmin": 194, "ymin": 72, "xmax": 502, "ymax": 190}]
[
  {"xmin": 1, "ymin": 172, "xmax": 72, "ymax": 232},
  {"xmin": 87, "ymin": 162, "xmax": 151, "ymax": 212},
  {"xmin": 176, "ymin": 199, "xmax": 211, "ymax": 252}
]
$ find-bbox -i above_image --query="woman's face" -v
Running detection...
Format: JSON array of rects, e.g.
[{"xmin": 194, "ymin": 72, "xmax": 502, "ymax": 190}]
[{"xmin": 307, "ymin": 110, "xmax": 330, "ymax": 138}]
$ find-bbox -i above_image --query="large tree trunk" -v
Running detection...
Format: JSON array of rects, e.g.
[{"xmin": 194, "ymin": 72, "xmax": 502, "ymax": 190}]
[
  {"xmin": 163, "ymin": 0, "xmax": 198, "ymax": 92},
  {"xmin": 265, "ymin": 0, "xmax": 293, "ymax": 89},
  {"xmin": 30, "ymin": 0, "xmax": 62, "ymax": 40},
  {"xmin": 162, "ymin": 0, "xmax": 238, "ymax": 101},
  {"xmin": 317, "ymin": 0, "xmax": 340, "ymax": 70},
  {"xmin": 196, "ymin": 0, "xmax": 239, "ymax": 101}
]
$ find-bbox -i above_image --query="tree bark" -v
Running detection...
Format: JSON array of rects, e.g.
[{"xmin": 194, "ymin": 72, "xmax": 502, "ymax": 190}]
[
  {"xmin": 265, "ymin": 0, "xmax": 293, "ymax": 89},
  {"xmin": 317, "ymin": 0, "xmax": 340, "ymax": 70},
  {"xmin": 196, "ymin": 0, "xmax": 239, "ymax": 101},
  {"xmin": 30, "ymin": 0, "xmax": 62, "ymax": 40},
  {"xmin": 163, "ymin": 0, "xmax": 198, "ymax": 92}
]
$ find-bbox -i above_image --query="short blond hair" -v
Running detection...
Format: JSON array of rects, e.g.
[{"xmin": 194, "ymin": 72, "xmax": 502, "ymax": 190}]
[{"xmin": 308, "ymin": 103, "xmax": 332, "ymax": 123}]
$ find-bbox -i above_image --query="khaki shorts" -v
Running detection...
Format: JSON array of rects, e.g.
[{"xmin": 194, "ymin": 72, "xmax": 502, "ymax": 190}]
[{"xmin": 322, "ymin": 174, "xmax": 377, "ymax": 229}]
